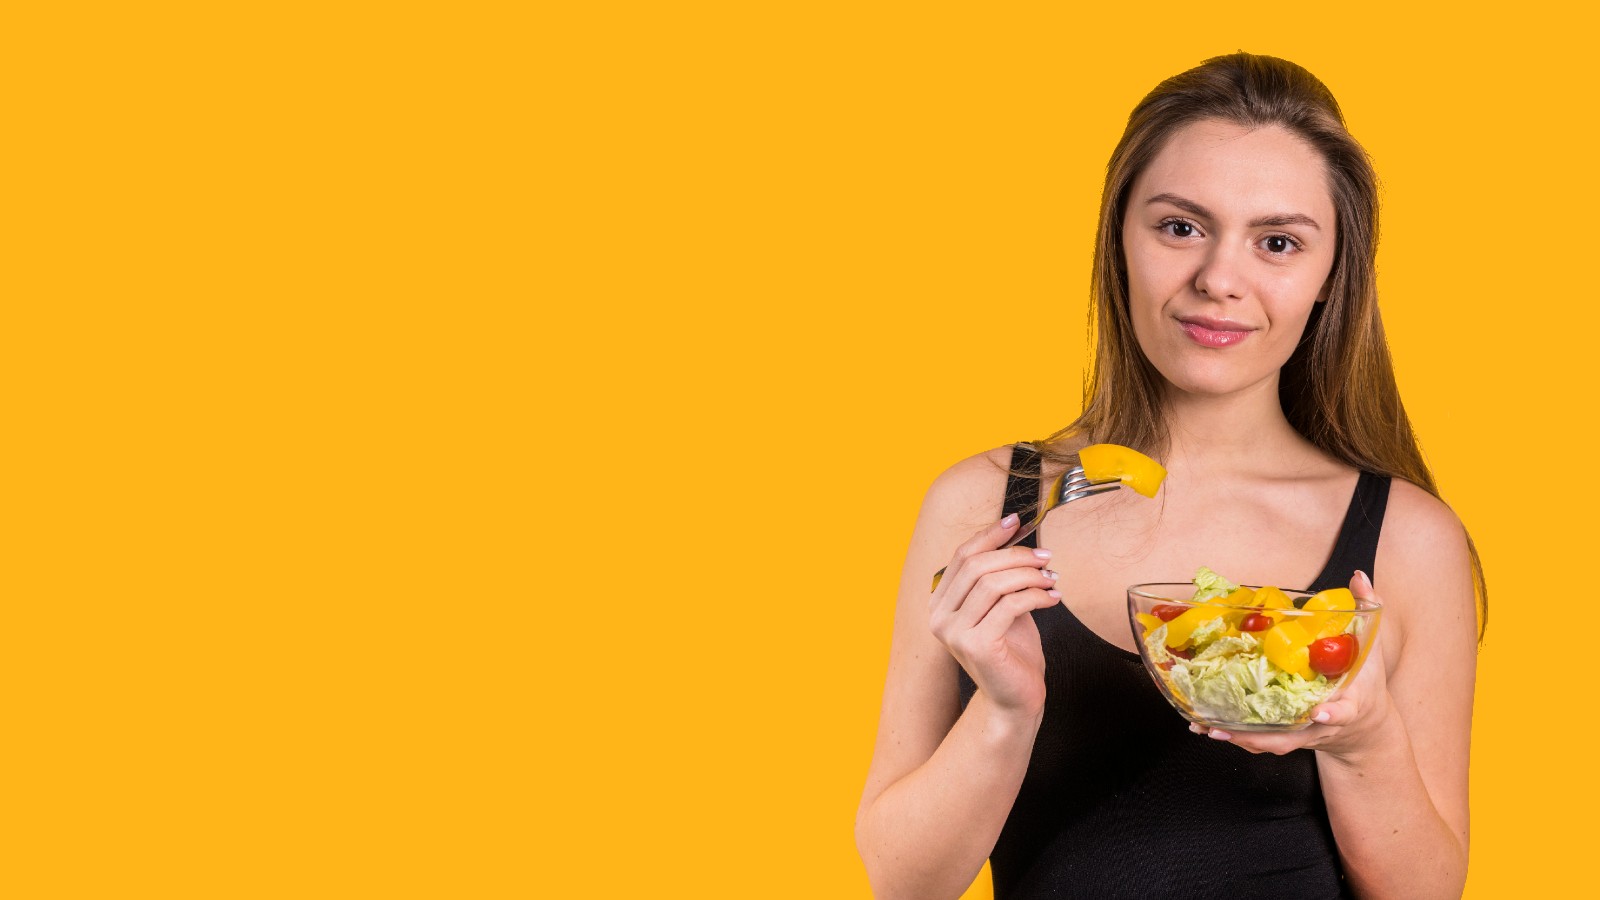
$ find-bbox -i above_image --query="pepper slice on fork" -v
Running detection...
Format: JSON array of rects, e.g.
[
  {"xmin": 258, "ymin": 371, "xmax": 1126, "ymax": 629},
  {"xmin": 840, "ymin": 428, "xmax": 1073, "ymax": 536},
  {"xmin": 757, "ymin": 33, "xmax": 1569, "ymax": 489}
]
[{"xmin": 930, "ymin": 443, "xmax": 1167, "ymax": 591}]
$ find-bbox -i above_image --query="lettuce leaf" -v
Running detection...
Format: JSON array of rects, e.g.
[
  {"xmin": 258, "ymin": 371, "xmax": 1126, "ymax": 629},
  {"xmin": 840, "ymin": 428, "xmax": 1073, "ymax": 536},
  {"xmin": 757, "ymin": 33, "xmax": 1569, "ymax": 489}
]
[
  {"xmin": 1190, "ymin": 566, "xmax": 1240, "ymax": 603},
  {"xmin": 1185, "ymin": 660, "xmax": 1252, "ymax": 722},
  {"xmin": 1245, "ymin": 673, "xmax": 1335, "ymax": 723},
  {"xmin": 1168, "ymin": 636, "xmax": 1334, "ymax": 725},
  {"xmin": 1193, "ymin": 633, "xmax": 1259, "ymax": 662},
  {"xmin": 1186, "ymin": 615, "xmax": 1230, "ymax": 650},
  {"xmin": 1143, "ymin": 623, "xmax": 1172, "ymax": 665}
]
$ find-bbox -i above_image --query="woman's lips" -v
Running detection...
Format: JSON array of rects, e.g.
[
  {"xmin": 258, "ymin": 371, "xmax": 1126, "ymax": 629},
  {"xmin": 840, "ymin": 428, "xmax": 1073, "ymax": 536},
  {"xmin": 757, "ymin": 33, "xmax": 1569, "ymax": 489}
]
[{"xmin": 1178, "ymin": 318, "xmax": 1254, "ymax": 348}]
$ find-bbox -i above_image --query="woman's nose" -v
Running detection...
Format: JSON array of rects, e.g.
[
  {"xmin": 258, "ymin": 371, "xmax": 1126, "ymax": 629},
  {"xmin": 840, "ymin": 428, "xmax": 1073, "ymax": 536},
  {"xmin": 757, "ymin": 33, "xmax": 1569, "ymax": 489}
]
[{"xmin": 1193, "ymin": 242, "xmax": 1247, "ymax": 301}]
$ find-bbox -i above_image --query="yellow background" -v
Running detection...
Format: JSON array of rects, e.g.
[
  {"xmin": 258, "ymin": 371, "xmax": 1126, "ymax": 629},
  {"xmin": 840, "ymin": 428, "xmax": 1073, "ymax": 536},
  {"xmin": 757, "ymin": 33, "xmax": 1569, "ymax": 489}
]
[{"xmin": 5, "ymin": 2, "xmax": 1592, "ymax": 897}]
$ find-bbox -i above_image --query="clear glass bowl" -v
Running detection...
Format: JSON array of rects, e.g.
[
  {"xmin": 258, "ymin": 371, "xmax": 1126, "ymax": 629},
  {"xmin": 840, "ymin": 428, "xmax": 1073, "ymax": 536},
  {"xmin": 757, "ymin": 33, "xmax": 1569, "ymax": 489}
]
[{"xmin": 1126, "ymin": 583, "xmax": 1382, "ymax": 732}]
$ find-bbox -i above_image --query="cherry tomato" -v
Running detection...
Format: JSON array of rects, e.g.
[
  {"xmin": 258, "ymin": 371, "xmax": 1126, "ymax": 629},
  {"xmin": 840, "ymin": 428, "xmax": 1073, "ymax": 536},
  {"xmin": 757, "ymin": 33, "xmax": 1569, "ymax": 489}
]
[
  {"xmin": 1239, "ymin": 613, "xmax": 1273, "ymax": 632},
  {"xmin": 1153, "ymin": 604, "xmax": 1188, "ymax": 622},
  {"xmin": 1169, "ymin": 646, "xmax": 1194, "ymax": 660},
  {"xmin": 1308, "ymin": 634, "xmax": 1358, "ymax": 677}
]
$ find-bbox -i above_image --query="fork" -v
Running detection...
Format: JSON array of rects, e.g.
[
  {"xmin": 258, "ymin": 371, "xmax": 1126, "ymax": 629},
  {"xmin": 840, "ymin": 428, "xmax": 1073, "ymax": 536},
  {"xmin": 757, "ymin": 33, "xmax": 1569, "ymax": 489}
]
[{"xmin": 930, "ymin": 466, "xmax": 1122, "ymax": 591}]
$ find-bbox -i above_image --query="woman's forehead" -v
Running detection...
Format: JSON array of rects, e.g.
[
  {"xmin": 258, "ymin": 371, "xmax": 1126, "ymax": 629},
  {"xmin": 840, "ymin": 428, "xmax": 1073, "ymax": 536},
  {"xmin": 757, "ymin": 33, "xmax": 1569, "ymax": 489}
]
[{"xmin": 1132, "ymin": 120, "xmax": 1335, "ymax": 225}]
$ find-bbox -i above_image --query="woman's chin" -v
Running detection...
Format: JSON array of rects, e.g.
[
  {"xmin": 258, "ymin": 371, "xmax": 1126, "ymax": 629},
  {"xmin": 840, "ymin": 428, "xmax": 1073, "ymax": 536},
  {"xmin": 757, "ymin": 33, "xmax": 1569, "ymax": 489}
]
[{"xmin": 1158, "ymin": 369, "xmax": 1278, "ymax": 401}]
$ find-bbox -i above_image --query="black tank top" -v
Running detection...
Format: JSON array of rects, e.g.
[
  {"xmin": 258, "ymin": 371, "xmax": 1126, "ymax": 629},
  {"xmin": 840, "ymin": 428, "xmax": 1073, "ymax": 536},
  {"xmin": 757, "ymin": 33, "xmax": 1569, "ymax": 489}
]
[{"xmin": 957, "ymin": 443, "xmax": 1391, "ymax": 900}]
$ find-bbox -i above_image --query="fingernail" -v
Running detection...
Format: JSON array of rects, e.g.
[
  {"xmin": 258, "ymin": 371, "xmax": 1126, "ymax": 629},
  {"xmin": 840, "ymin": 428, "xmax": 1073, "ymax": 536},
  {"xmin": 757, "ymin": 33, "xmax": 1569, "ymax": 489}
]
[
  {"xmin": 1033, "ymin": 548, "xmax": 1052, "ymax": 559},
  {"xmin": 1188, "ymin": 723, "xmax": 1203, "ymax": 734},
  {"xmin": 1208, "ymin": 730, "xmax": 1231, "ymax": 741},
  {"xmin": 1047, "ymin": 589, "xmax": 1062, "ymax": 600},
  {"xmin": 1001, "ymin": 513, "xmax": 1019, "ymax": 528},
  {"xmin": 1356, "ymin": 570, "xmax": 1373, "ymax": 592},
  {"xmin": 1313, "ymin": 710, "xmax": 1330, "ymax": 723},
  {"xmin": 1042, "ymin": 569, "xmax": 1059, "ymax": 581}
]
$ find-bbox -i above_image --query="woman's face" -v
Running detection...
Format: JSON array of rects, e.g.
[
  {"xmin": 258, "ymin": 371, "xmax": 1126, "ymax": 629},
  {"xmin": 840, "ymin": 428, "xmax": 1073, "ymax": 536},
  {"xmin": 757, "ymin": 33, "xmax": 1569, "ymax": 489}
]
[{"xmin": 1121, "ymin": 119, "xmax": 1338, "ymax": 400}]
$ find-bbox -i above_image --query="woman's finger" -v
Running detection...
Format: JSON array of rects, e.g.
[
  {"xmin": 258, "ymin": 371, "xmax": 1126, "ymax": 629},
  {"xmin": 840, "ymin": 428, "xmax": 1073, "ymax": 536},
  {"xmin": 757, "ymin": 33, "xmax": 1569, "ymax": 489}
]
[
  {"xmin": 1350, "ymin": 568, "xmax": 1376, "ymax": 601},
  {"xmin": 1306, "ymin": 698, "xmax": 1354, "ymax": 726},
  {"xmin": 938, "ymin": 513, "xmax": 1020, "ymax": 590},
  {"xmin": 1206, "ymin": 728, "xmax": 1320, "ymax": 755},
  {"xmin": 969, "ymin": 587, "xmax": 1060, "ymax": 646},
  {"xmin": 933, "ymin": 543, "xmax": 1051, "ymax": 619},
  {"xmin": 1188, "ymin": 720, "xmax": 1309, "ymax": 754},
  {"xmin": 951, "ymin": 566, "xmax": 1058, "ymax": 631}
]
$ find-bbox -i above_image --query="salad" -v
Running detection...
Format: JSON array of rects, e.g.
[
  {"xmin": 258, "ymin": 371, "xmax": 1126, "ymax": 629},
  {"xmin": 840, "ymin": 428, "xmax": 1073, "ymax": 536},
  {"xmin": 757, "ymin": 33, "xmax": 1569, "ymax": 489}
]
[{"xmin": 1135, "ymin": 568, "xmax": 1365, "ymax": 726}]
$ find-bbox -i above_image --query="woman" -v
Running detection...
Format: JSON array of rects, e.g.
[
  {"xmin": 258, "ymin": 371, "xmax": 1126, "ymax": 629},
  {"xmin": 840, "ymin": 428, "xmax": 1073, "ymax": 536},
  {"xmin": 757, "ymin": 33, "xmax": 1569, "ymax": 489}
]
[{"xmin": 854, "ymin": 53, "xmax": 1481, "ymax": 899}]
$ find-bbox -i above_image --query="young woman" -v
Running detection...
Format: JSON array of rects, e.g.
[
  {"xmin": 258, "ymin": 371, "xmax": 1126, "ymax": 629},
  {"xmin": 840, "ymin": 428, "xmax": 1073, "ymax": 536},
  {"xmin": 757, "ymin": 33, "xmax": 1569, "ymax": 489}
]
[{"xmin": 855, "ymin": 53, "xmax": 1481, "ymax": 900}]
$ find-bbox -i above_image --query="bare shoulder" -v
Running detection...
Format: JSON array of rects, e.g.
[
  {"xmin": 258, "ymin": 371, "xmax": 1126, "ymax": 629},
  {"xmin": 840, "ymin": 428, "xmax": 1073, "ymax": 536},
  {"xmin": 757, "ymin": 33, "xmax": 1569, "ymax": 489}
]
[
  {"xmin": 1374, "ymin": 478, "xmax": 1475, "ymax": 634},
  {"xmin": 1379, "ymin": 479, "xmax": 1471, "ymax": 577},
  {"xmin": 918, "ymin": 445, "xmax": 1019, "ymax": 533}
]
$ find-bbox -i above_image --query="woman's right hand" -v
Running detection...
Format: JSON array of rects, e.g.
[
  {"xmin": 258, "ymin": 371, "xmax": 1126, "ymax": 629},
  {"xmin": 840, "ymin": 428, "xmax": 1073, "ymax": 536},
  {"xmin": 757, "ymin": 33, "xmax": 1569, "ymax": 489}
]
[{"xmin": 927, "ymin": 513, "xmax": 1061, "ymax": 718}]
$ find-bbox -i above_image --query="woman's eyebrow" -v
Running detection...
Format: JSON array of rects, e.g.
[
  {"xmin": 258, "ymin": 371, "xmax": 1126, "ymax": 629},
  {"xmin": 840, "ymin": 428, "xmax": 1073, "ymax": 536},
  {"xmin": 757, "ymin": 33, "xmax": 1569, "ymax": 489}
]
[{"xmin": 1145, "ymin": 193, "xmax": 1321, "ymax": 230}]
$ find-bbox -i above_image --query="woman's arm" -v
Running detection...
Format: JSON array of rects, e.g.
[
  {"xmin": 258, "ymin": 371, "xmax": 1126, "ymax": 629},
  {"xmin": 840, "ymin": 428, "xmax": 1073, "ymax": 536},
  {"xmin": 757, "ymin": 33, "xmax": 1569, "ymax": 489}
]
[
  {"xmin": 854, "ymin": 450, "xmax": 1056, "ymax": 900},
  {"xmin": 1197, "ymin": 481, "xmax": 1476, "ymax": 899},
  {"xmin": 1320, "ymin": 482, "xmax": 1475, "ymax": 897},
  {"xmin": 856, "ymin": 690, "xmax": 1042, "ymax": 900}
]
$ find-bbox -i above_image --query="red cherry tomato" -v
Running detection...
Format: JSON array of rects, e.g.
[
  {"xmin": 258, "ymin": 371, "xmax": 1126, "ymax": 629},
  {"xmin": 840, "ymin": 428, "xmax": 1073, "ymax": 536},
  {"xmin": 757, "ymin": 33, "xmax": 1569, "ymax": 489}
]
[
  {"xmin": 1153, "ymin": 604, "xmax": 1188, "ymax": 622},
  {"xmin": 1169, "ymin": 646, "xmax": 1194, "ymax": 660},
  {"xmin": 1239, "ymin": 613, "xmax": 1273, "ymax": 632},
  {"xmin": 1308, "ymin": 634, "xmax": 1358, "ymax": 677}
]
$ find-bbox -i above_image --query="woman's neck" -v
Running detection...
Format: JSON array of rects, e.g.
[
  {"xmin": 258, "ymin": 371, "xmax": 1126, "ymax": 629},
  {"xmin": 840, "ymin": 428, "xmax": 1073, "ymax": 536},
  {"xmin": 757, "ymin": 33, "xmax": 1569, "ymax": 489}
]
[{"xmin": 1159, "ymin": 377, "xmax": 1315, "ymax": 478}]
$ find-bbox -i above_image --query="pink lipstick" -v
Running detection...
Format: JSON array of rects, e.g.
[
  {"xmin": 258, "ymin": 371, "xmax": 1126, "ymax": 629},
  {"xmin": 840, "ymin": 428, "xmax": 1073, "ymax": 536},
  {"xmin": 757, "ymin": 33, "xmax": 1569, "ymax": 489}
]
[{"xmin": 1177, "ymin": 316, "xmax": 1254, "ymax": 348}]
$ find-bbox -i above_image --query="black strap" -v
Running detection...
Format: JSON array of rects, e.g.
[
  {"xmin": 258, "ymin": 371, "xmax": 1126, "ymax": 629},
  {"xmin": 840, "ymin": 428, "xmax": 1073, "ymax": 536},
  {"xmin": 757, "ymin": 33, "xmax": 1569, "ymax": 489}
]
[
  {"xmin": 1002, "ymin": 443, "xmax": 1044, "ymax": 549},
  {"xmin": 1313, "ymin": 471, "xmax": 1392, "ymax": 589}
]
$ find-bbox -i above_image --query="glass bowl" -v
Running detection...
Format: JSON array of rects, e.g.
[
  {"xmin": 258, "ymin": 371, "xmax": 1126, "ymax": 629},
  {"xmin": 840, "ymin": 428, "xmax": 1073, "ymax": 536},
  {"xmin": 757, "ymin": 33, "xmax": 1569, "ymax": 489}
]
[{"xmin": 1126, "ymin": 583, "xmax": 1381, "ymax": 732}]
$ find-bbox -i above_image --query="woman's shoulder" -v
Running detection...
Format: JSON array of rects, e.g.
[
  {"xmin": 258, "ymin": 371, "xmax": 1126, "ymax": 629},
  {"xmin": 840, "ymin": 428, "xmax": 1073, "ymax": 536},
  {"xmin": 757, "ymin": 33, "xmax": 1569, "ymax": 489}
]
[
  {"xmin": 1379, "ymin": 478, "xmax": 1469, "ymax": 559},
  {"xmin": 1374, "ymin": 477, "xmax": 1475, "ymax": 622},
  {"xmin": 918, "ymin": 444, "xmax": 1026, "ymax": 530}
]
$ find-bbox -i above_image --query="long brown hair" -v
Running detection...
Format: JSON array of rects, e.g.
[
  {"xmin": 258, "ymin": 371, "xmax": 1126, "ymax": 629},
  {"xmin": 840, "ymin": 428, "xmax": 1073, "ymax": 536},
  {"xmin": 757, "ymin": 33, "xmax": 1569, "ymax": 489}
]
[{"xmin": 1034, "ymin": 52, "xmax": 1487, "ymax": 637}]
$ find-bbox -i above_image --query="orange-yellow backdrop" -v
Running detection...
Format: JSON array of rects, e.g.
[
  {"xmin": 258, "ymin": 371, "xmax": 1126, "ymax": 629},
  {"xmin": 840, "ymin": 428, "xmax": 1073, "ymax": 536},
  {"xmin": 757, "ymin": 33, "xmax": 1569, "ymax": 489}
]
[{"xmin": 6, "ymin": 2, "xmax": 1591, "ymax": 897}]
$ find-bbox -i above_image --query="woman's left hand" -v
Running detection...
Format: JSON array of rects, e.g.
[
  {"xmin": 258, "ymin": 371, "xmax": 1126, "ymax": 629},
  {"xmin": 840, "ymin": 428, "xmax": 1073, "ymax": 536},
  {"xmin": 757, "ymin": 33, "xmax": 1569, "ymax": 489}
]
[{"xmin": 1189, "ymin": 570, "xmax": 1396, "ymax": 761}]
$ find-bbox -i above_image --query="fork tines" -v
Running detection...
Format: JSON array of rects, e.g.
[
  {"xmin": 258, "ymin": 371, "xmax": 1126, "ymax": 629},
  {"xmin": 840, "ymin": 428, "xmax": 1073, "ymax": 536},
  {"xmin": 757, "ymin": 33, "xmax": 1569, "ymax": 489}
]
[{"xmin": 1048, "ymin": 466, "xmax": 1122, "ymax": 510}]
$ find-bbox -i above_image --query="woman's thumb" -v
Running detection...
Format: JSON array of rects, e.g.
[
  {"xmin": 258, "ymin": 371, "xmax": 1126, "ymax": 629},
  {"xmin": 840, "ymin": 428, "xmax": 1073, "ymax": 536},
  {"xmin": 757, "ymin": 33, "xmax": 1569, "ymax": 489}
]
[{"xmin": 1349, "ymin": 569, "xmax": 1374, "ymax": 601}]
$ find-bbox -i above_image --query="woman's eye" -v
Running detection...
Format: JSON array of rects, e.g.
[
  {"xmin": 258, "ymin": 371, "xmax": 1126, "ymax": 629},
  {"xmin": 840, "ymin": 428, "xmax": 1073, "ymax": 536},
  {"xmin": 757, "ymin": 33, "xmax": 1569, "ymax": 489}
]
[{"xmin": 1157, "ymin": 220, "xmax": 1302, "ymax": 255}]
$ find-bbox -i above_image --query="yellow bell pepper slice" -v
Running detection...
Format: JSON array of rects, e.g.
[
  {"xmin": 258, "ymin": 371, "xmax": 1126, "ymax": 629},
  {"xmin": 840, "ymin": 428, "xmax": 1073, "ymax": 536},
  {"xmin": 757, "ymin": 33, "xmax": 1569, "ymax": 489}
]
[
  {"xmin": 1135, "ymin": 612, "xmax": 1163, "ymax": 636},
  {"xmin": 1202, "ymin": 587, "xmax": 1256, "ymax": 634},
  {"xmin": 1079, "ymin": 444, "xmax": 1168, "ymax": 498},
  {"xmin": 1263, "ymin": 618, "xmax": 1316, "ymax": 680},
  {"xmin": 1164, "ymin": 606, "xmax": 1229, "ymax": 649},
  {"xmin": 1213, "ymin": 586, "xmax": 1256, "ymax": 607},
  {"xmin": 1244, "ymin": 586, "xmax": 1293, "ymax": 625},
  {"xmin": 1254, "ymin": 586, "xmax": 1294, "ymax": 609},
  {"xmin": 1303, "ymin": 587, "xmax": 1355, "ymax": 639}
]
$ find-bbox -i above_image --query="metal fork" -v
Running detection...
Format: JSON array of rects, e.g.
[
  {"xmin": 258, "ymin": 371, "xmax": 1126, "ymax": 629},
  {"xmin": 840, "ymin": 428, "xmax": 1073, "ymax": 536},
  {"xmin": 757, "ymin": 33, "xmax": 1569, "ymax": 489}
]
[{"xmin": 930, "ymin": 467, "xmax": 1122, "ymax": 591}]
